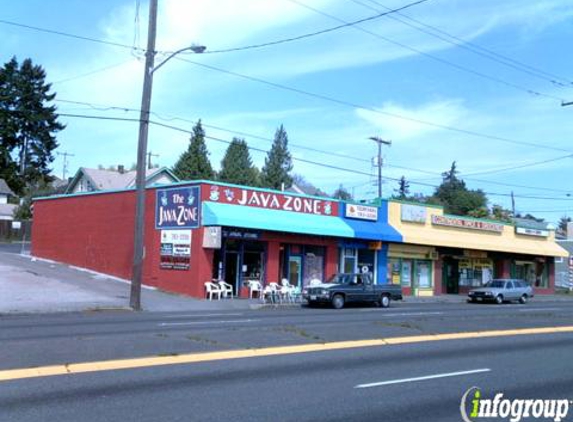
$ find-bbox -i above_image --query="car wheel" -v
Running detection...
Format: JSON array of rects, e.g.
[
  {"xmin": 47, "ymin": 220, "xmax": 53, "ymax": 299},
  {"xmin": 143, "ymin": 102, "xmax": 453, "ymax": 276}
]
[
  {"xmin": 380, "ymin": 294, "xmax": 390, "ymax": 308},
  {"xmin": 495, "ymin": 295, "xmax": 504, "ymax": 305},
  {"xmin": 519, "ymin": 294, "xmax": 528, "ymax": 304},
  {"xmin": 332, "ymin": 294, "xmax": 345, "ymax": 310}
]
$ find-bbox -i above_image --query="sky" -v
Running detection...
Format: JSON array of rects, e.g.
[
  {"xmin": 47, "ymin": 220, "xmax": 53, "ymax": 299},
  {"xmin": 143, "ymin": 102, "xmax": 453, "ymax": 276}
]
[{"xmin": 1, "ymin": 0, "xmax": 573, "ymax": 225}]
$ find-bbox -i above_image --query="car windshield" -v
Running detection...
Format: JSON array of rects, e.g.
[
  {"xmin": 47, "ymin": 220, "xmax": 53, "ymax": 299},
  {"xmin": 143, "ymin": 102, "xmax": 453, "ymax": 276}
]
[
  {"xmin": 485, "ymin": 280, "xmax": 506, "ymax": 288},
  {"xmin": 326, "ymin": 274, "xmax": 352, "ymax": 284}
]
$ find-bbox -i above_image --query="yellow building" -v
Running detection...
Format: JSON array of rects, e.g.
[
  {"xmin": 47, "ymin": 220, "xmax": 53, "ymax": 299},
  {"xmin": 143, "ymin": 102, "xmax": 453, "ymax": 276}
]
[{"xmin": 387, "ymin": 200, "xmax": 568, "ymax": 296}]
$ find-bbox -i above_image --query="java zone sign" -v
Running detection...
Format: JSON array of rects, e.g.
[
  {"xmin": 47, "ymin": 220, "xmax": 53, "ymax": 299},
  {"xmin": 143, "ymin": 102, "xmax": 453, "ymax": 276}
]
[{"xmin": 155, "ymin": 186, "xmax": 200, "ymax": 229}]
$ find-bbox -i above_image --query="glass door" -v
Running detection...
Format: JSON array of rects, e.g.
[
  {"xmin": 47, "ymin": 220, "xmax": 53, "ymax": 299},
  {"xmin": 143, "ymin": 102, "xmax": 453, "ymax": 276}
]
[{"xmin": 288, "ymin": 256, "xmax": 302, "ymax": 288}]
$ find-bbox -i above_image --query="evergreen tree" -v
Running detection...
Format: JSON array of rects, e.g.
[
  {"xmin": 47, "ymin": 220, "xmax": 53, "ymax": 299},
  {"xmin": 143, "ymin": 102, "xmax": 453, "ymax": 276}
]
[
  {"xmin": 430, "ymin": 161, "xmax": 488, "ymax": 216},
  {"xmin": 558, "ymin": 215, "xmax": 572, "ymax": 236},
  {"xmin": 219, "ymin": 138, "xmax": 259, "ymax": 186},
  {"xmin": 260, "ymin": 125, "xmax": 293, "ymax": 189},
  {"xmin": 333, "ymin": 184, "xmax": 352, "ymax": 200},
  {"xmin": 172, "ymin": 120, "xmax": 214, "ymax": 180},
  {"xmin": 394, "ymin": 175, "xmax": 410, "ymax": 199},
  {"xmin": 0, "ymin": 57, "xmax": 64, "ymax": 195}
]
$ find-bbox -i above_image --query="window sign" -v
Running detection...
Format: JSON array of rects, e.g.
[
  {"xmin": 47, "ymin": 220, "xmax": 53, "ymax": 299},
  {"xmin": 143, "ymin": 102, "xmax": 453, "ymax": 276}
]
[
  {"xmin": 345, "ymin": 204, "xmax": 378, "ymax": 221},
  {"xmin": 155, "ymin": 186, "xmax": 200, "ymax": 229},
  {"xmin": 401, "ymin": 260, "xmax": 412, "ymax": 287},
  {"xmin": 401, "ymin": 204, "xmax": 427, "ymax": 223}
]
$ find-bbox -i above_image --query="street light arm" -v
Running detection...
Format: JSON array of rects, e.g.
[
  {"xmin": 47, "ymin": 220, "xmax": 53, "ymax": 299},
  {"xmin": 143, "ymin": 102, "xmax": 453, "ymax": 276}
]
[{"xmin": 152, "ymin": 45, "xmax": 206, "ymax": 74}]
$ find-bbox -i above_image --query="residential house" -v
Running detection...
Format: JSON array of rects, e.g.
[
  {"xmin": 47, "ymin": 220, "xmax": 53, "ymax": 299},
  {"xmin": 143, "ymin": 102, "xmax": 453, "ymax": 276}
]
[
  {"xmin": 0, "ymin": 179, "xmax": 17, "ymax": 221},
  {"xmin": 65, "ymin": 166, "xmax": 179, "ymax": 194},
  {"xmin": 556, "ymin": 222, "xmax": 573, "ymax": 290}
]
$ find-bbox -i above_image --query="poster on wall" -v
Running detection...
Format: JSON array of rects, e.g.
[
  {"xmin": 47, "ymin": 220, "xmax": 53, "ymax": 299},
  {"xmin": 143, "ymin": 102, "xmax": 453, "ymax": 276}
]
[
  {"xmin": 401, "ymin": 261, "xmax": 412, "ymax": 287},
  {"xmin": 160, "ymin": 229, "xmax": 192, "ymax": 270},
  {"xmin": 202, "ymin": 226, "xmax": 222, "ymax": 248},
  {"xmin": 155, "ymin": 186, "xmax": 200, "ymax": 229}
]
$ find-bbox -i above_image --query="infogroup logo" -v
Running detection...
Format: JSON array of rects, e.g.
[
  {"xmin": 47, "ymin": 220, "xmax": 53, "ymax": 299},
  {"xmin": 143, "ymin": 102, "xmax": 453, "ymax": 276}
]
[{"xmin": 460, "ymin": 387, "xmax": 571, "ymax": 422}]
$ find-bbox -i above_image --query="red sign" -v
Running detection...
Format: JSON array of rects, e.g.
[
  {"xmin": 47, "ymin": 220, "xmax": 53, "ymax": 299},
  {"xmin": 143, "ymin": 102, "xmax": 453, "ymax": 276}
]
[
  {"xmin": 431, "ymin": 214, "xmax": 504, "ymax": 233},
  {"xmin": 203, "ymin": 184, "xmax": 338, "ymax": 216}
]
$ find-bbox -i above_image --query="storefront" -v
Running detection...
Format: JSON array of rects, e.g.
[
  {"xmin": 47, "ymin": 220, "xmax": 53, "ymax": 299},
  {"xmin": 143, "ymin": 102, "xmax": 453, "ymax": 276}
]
[
  {"xmin": 388, "ymin": 200, "xmax": 568, "ymax": 295},
  {"xmin": 31, "ymin": 181, "xmax": 402, "ymax": 299}
]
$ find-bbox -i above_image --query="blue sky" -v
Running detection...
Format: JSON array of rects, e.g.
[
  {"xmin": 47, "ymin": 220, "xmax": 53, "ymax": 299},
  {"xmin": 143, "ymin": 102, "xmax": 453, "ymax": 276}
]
[{"xmin": 2, "ymin": 0, "xmax": 573, "ymax": 224}]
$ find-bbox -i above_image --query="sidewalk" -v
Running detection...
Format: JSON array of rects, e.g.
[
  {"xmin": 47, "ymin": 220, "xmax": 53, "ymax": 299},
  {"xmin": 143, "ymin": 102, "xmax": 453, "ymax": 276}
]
[{"xmin": 0, "ymin": 252, "xmax": 261, "ymax": 314}]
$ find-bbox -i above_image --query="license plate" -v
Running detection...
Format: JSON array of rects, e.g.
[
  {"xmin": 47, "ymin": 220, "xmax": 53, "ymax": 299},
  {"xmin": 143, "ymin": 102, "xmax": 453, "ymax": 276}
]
[
  {"xmin": 477, "ymin": 297, "xmax": 483, "ymax": 301},
  {"xmin": 310, "ymin": 295, "xmax": 317, "ymax": 300}
]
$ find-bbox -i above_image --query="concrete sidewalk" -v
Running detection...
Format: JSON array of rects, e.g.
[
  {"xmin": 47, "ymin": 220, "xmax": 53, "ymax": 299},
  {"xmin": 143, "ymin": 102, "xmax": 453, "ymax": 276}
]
[{"xmin": 0, "ymin": 252, "xmax": 261, "ymax": 314}]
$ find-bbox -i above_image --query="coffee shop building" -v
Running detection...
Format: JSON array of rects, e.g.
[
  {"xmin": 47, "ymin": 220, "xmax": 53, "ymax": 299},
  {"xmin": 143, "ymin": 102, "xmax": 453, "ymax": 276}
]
[{"xmin": 31, "ymin": 181, "xmax": 402, "ymax": 298}]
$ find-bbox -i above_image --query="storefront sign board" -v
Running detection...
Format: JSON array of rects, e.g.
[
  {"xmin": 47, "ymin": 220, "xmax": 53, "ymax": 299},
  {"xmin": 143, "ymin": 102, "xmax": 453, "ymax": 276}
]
[
  {"xmin": 345, "ymin": 204, "xmax": 378, "ymax": 221},
  {"xmin": 205, "ymin": 184, "xmax": 338, "ymax": 216},
  {"xmin": 431, "ymin": 215, "xmax": 504, "ymax": 233},
  {"xmin": 515, "ymin": 227, "xmax": 549, "ymax": 237},
  {"xmin": 156, "ymin": 186, "xmax": 200, "ymax": 229},
  {"xmin": 160, "ymin": 229, "xmax": 192, "ymax": 270},
  {"xmin": 401, "ymin": 204, "xmax": 427, "ymax": 223},
  {"xmin": 222, "ymin": 228, "xmax": 261, "ymax": 240}
]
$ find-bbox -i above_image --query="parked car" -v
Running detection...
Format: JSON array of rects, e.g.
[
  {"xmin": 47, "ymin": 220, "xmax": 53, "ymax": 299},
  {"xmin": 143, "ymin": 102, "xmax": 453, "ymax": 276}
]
[
  {"xmin": 467, "ymin": 279, "xmax": 533, "ymax": 304},
  {"xmin": 302, "ymin": 273, "xmax": 403, "ymax": 309}
]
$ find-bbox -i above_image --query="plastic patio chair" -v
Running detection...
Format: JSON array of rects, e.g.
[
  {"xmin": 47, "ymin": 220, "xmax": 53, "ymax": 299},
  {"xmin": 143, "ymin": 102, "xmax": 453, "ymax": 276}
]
[
  {"xmin": 217, "ymin": 280, "xmax": 234, "ymax": 299},
  {"xmin": 248, "ymin": 280, "xmax": 263, "ymax": 299},
  {"xmin": 204, "ymin": 282, "xmax": 221, "ymax": 300}
]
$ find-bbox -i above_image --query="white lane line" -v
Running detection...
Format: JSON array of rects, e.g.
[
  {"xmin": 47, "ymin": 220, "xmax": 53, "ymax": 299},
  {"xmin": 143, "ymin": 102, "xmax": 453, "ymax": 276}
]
[
  {"xmin": 354, "ymin": 368, "xmax": 491, "ymax": 389},
  {"xmin": 518, "ymin": 308, "xmax": 563, "ymax": 312},
  {"xmin": 163, "ymin": 313, "xmax": 244, "ymax": 318},
  {"xmin": 378, "ymin": 312, "xmax": 444, "ymax": 317},
  {"xmin": 158, "ymin": 319, "xmax": 259, "ymax": 327}
]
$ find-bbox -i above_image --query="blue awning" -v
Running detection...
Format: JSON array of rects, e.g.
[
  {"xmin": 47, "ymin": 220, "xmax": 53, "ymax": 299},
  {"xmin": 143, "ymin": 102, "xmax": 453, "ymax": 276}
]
[
  {"xmin": 202, "ymin": 202, "xmax": 355, "ymax": 238},
  {"xmin": 343, "ymin": 217, "xmax": 402, "ymax": 242}
]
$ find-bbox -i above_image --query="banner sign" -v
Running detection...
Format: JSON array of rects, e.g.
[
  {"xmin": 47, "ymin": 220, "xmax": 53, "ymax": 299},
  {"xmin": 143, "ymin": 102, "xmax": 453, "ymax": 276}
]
[
  {"xmin": 155, "ymin": 186, "xmax": 200, "ymax": 229},
  {"xmin": 204, "ymin": 184, "xmax": 338, "ymax": 216},
  {"xmin": 401, "ymin": 204, "xmax": 427, "ymax": 223},
  {"xmin": 160, "ymin": 229, "xmax": 191, "ymax": 270},
  {"xmin": 431, "ymin": 214, "xmax": 504, "ymax": 233},
  {"xmin": 345, "ymin": 204, "xmax": 378, "ymax": 221},
  {"xmin": 515, "ymin": 227, "xmax": 549, "ymax": 237}
]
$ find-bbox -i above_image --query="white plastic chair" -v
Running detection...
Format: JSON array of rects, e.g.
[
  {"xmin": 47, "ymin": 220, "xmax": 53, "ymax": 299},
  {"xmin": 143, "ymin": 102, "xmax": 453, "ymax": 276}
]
[
  {"xmin": 281, "ymin": 278, "xmax": 296, "ymax": 303},
  {"xmin": 248, "ymin": 280, "xmax": 263, "ymax": 299},
  {"xmin": 263, "ymin": 283, "xmax": 280, "ymax": 303},
  {"xmin": 204, "ymin": 282, "xmax": 221, "ymax": 300},
  {"xmin": 217, "ymin": 280, "xmax": 234, "ymax": 299}
]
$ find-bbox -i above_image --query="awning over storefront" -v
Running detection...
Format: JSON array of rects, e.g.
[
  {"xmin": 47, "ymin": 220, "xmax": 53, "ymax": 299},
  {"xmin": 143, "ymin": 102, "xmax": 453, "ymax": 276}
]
[
  {"xmin": 202, "ymin": 202, "xmax": 356, "ymax": 238},
  {"xmin": 343, "ymin": 218, "xmax": 402, "ymax": 242}
]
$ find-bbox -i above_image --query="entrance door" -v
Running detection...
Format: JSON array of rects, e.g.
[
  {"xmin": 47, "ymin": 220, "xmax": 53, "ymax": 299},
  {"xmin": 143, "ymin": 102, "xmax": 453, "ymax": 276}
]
[
  {"xmin": 288, "ymin": 256, "xmax": 302, "ymax": 288},
  {"xmin": 443, "ymin": 259, "xmax": 459, "ymax": 294},
  {"xmin": 224, "ymin": 252, "xmax": 240, "ymax": 294}
]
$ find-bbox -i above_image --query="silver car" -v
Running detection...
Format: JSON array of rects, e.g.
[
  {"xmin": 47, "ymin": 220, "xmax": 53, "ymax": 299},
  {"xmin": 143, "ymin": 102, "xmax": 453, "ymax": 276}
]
[{"xmin": 468, "ymin": 279, "xmax": 534, "ymax": 304}]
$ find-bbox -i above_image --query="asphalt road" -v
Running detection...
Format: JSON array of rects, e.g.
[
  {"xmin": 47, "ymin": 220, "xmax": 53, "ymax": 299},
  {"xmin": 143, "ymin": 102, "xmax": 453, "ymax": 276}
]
[{"xmin": 1, "ymin": 301, "xmax": 573, "ymax": 421}]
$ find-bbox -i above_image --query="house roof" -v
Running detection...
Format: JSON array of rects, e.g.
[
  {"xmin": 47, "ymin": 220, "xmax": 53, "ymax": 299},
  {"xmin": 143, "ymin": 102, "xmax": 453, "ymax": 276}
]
[
  {"xmin": 0, "ymin": 203, "xmax": 17, "ymax": 217},
  {"xmin": 0, "ymin": 179, "xmax": 15, "ymax": 196},
  {"xmin": 513, "ymin": 217, "xmax": 550, "ymax": 231},
  {"xmin": 65, "ymin": 167, "xmax": 178, "ymax": 193}
]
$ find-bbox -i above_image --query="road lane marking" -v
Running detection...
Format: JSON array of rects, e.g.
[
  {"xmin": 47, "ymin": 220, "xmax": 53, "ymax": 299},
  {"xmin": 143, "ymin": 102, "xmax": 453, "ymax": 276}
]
[
  {"xmin": 162, "ymin": 313, "xmax": 245, "ymax": 319},
  {"xmin": 518, "ymin": 308, "xmax": 564, "ymax": 312},
  {"xmin": 354, "ymin": 368, "xmax": 491, "ymax": 389},
  {"xmin": 1, "ymin": 325, "xmax": 572, "ymax": 382},
  {"xmin": 381, "ymin": 312, "xmax": 443, "ymax": 317},
  {"xmin": 158, "ymin": 319, "xmax": 259, "ymax": 327}
]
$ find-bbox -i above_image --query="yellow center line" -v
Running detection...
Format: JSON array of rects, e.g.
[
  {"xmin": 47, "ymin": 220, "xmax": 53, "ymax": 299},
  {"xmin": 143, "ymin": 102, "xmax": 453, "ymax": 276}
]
[{"xmin": 1, "ymin": 325, "xmax": 572, "ymax": 382}]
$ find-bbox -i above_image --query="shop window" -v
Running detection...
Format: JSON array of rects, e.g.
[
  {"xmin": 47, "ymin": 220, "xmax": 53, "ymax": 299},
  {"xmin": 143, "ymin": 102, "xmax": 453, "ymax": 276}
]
[
  {"xmin": 416, "ymin": 261, "xmax": 431, "ymax": 288},
  {"xmin": 357, "ymin": 249, "xmax": 376, "ymax": 276},
  {"xmin": 303, "ymin": 246, "xmax": 325, "ymax": 286},
  {"xmin": 342, "ymin": 248, "xmax": 357, "ymax": 273},
  {"xmin": 400, "ymin": 260, "xmax": 412, "ymax": 287}
]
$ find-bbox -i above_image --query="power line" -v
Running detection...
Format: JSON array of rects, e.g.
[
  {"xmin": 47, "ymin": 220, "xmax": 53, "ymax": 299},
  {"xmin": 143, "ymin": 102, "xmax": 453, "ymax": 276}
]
[
  {"xmin": 0, "ymin": 18, "xmax": 142, "ymax": 52},
  {"xmin": 200, "ymin": 0, "xmax": 432, "ymax": 54},
  {"xmin": 54, "ymin": 97, "xmax": 572, "ymax": 194},
  {"xmin": 349, "ymin": 0, "xmax": 573, "ymax": 87},
  {"xmin": 52, "ymin": 59, "xmax": 135, "ymax": 85},
  {"xmin": 462, "ymin": 154, "xmax": 573, "ymax": 177},
  {"xmin": 286, "ymin": 0, "xmax": 566, "ymax": 102},
  {"xmin": 56, "ymin": 112, "xmax": 573, "ymax": 201},
  {"xmin": 176, "ymin": 57, "xmax": 573, "ymax": 154}
]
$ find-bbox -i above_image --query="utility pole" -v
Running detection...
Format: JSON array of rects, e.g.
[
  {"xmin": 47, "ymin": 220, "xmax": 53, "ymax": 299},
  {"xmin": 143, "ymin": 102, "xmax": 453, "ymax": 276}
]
[
  {"xmin": 147, "ymin": 151, "xmax": 159, "ymax": 169},
  {"xmin": 511, "ymin": 191, "xmax": 516, "ymax": 216},
  {"xmin": 57, "ymin": 151, "xmax": 75, "ymax": 180},
  {"xmin": 131, "ymin": 0, "xmax": 158, "ymax": 311},
  {"xmin": 369, "ymin": 136, "xmax": 392, "ymax": 199}
]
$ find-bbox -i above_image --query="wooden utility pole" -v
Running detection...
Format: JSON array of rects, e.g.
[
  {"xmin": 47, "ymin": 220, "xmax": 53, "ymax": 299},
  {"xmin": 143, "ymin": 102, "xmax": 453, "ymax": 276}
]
[
  {"xmin": 369, "ymin": 136, "xmax": 392, "ymax": 199},
  {"xmin": 57, "ymin": 151, "xmax": 75, "ymax": 180},
  {"xmin": 130, "ymin": 0, "xmax": 158, "ymax": 311},
  {"xmin": 147, "ymin": 151, "xmax": 159, "ymax": 169}
]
